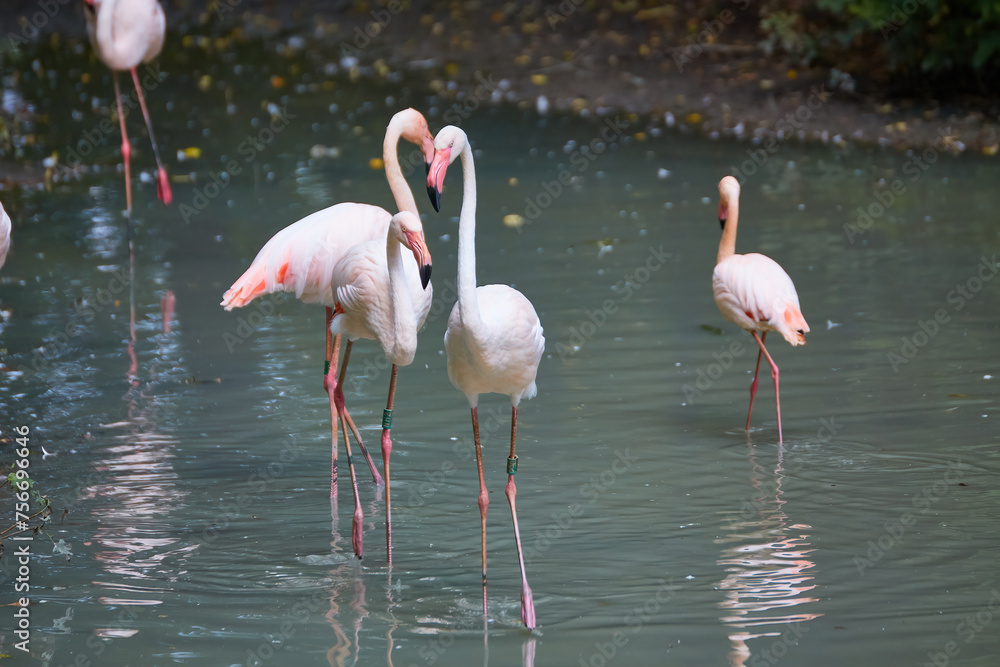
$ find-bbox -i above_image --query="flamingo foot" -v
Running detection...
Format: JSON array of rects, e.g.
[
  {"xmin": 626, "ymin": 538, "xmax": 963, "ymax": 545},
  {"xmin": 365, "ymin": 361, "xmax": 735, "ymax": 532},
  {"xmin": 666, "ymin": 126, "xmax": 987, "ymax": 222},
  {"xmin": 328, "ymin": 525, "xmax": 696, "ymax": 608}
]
[{"xmin": 521, "ymin": 582, "xmax": 536, "ymax": 630}]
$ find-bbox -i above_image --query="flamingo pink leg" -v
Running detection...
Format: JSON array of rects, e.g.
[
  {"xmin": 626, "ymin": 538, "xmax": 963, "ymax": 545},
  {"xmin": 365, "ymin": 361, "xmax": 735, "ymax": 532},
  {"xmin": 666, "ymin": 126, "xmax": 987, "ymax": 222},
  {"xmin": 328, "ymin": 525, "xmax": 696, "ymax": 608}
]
[
  {"xmin": 751, "ymin": 331, "xmax": 783, "ymax": 444},
  {"xmin": 112, "ymin": 73, "xmax": 132, "ymax": 215},
  {"xmin": 746, "ymin": 331, "xmax": 767, "ymax": 431},
  {"xmin": 335, "ymin": 340, "xmax": 365, "ymax": 558},
  {"xmin": 505, "ymin": 405, "xmax": 536, "ymax": 630},
  {"xmin": 130, "ymin": 67, "xmax": 171, "ymax": 205},
  {"xmin": 331, "ymin": 339, "xmax": 384, "ymax": 487},
  {"xmin": 324, "ymin": 307, "xmax": 341, "ymax": 497},
  {"xmin": 471, "ymin": 406, "xmax": 489, "ymax": 618},
  {"xmin": 381, "ymin": 364, "xmax": 398, "ymax": 564}
]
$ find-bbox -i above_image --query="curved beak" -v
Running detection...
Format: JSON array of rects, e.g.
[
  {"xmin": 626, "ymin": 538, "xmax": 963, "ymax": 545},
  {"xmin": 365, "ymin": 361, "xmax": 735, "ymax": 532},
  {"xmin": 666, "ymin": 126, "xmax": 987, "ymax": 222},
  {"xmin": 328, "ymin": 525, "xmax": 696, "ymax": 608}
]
[
  {"xmin": 718, "ymin": 200, "xmax": 727, "ymax": 229},
  {"xmin": 426, "ymin": 146, "xmax": 451, "ymax": 213},
  {"xmin": 405, "ymin": 230, "xmax": 432, "ymax": 289}
]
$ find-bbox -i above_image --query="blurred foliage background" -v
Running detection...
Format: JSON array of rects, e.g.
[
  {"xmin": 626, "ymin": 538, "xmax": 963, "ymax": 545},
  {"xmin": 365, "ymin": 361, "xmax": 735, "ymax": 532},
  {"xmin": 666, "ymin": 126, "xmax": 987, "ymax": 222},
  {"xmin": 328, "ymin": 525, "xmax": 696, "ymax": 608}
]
[{"xmin": 746, "ymin": 0, "xmax": 1000, "ymax": 94}]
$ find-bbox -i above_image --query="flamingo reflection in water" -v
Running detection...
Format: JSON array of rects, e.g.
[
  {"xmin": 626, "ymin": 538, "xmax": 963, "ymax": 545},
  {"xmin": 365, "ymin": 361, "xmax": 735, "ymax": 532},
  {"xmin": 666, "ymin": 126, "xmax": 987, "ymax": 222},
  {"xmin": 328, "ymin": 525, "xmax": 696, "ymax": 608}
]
[{"xmin": 716, "ymin": 439, "xmax": 822, "ymax": 666}]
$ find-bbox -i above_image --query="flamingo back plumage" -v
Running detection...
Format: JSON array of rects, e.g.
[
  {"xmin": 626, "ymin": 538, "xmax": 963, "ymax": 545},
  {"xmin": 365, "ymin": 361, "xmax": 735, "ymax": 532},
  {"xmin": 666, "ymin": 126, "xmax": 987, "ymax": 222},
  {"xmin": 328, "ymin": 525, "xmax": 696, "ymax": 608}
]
[
  {"xmin": 713, "ymin": 253, "xmax": 809, "ymax": 346},
  {"xmin": 221, "ymin": 203, "xmax": 391, "ymax": 311},
  {"xmin": 445, "ymin": 284, "xmax": 544, "ymax": 406}
]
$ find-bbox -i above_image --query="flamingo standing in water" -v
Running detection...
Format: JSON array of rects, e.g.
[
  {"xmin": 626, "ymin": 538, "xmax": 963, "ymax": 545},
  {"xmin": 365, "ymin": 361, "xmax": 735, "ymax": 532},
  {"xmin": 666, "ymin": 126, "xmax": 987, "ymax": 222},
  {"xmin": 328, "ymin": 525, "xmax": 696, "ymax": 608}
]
[
  {"xmin": 427, "ymin": 126, "xmax": 544, "ymax": 630},
  {"xmin": 222, "ymin": 109, "xmax": 435, "ymax": 560},
  {"xmin": 83, "ymin": 0, "xmax": 172, "ymax": 213},
  {"xmin": 713, "ymin": 176, "xmax": 809, "ymax": 444},
  {"xmin": 0, "ymin": 200, "xmax": 10, "ymax": 270}
]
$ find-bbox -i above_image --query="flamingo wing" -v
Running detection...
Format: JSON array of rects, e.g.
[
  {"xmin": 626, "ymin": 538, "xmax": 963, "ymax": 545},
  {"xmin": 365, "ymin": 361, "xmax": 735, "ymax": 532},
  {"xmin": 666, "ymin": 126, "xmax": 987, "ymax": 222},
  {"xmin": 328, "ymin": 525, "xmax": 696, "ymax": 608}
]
[
  {"xmin": 221, "ymin": 203, "xmax": 390, "ymax": 310},
  {"xmin": 713, "ymin": 253, "xmax": 809, "ymax": 345}
]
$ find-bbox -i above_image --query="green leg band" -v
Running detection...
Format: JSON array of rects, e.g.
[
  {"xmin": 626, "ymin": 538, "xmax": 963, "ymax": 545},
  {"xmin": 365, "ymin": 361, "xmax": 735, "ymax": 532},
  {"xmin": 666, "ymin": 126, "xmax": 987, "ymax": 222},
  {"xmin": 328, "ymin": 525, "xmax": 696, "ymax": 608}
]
[
  {"xmin": 324, "ymin": 360, "xmax": 331, "ymax": 376},
  {"xmin": 507, "ymin": 455, "xmax": 518, "ymax": 475},
  {"xmin": 382, "ymin": 409, "xmax": 393, "ymax": 430}
]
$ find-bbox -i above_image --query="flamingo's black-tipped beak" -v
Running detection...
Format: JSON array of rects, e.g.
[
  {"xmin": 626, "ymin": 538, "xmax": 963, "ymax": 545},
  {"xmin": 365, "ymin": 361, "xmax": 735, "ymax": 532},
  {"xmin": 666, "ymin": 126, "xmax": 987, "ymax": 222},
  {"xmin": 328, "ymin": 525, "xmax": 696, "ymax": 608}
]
[
  {"xmin": 427, "ymin": 184, "xmax": 441, "ymax": 212},
  {"xmin": 405, "ymin": 230, "xmax": 433, "ymax": 290},
  {"xmin": 718, "ymin": 202, "xmax": 727, "ymax": 230},
  {"xmin": 426, "ymin": 146, "xmax": 451, "ymax": 213}
]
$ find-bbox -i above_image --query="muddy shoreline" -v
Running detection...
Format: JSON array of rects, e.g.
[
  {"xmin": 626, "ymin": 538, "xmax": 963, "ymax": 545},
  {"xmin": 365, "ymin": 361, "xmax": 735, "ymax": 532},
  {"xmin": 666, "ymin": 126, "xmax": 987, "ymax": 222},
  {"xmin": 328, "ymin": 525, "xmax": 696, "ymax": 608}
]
[{"xmin": 1, "ymin": 0, "xmax": 997, "ymax": 191}]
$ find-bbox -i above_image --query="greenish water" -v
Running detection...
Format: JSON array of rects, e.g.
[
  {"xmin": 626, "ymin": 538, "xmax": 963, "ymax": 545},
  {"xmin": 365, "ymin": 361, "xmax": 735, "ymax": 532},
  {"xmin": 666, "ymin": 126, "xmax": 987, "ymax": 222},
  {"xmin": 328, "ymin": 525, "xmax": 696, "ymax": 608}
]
[{"xmin": 1, "ymin": 38, "xmax": 1000, "ymax": 667}]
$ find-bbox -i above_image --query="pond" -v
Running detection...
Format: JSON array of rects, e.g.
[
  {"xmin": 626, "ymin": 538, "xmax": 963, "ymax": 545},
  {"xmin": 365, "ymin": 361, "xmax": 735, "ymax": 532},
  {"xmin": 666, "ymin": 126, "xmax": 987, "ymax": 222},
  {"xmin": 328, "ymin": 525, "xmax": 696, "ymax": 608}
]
[{"xmin": 2, "ymin": 36, "xmax": 1000, "ymax": 667}]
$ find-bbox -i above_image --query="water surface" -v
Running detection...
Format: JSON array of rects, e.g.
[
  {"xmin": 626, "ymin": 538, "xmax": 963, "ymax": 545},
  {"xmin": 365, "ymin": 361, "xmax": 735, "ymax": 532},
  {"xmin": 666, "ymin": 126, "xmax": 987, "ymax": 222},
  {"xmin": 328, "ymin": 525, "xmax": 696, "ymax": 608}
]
[{"xmin": 2, "ymin": 43, "xmax": 1000, "ymax": 667}]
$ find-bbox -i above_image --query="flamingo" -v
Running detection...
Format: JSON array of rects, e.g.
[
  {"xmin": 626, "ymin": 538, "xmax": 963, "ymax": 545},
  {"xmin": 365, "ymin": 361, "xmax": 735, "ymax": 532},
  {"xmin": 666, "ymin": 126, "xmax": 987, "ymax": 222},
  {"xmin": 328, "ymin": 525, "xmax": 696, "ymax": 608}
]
[
  {"xmin": 427, "ymin": 125, "xmax": 545, "ymax": 630},
  {"xmin": 83, "ymin": 0, "xmax": 172, "ymax": 213},
  {"xmin": 0, "ymin": 199, "xmax": 9, "ymax": 270},
  {"xmin": 221, "ymin": 109, "xmax": 435, "ymax": 560},
  {"xmin": 326, "ymin": 210, "xmax": 431, "ymax": 559},
  {"xmin": 713, "ymin": 176, "xmax": 809, "ymax": 444}
]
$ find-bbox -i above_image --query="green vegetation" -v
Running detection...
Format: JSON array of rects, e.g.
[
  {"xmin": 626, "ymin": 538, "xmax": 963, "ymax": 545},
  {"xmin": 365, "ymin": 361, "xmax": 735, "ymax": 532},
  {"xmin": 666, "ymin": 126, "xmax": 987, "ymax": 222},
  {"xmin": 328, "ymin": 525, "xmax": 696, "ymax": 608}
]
[{"xmin": 758, "ymin": 0, "xmax": 1000, "ymax": 93}]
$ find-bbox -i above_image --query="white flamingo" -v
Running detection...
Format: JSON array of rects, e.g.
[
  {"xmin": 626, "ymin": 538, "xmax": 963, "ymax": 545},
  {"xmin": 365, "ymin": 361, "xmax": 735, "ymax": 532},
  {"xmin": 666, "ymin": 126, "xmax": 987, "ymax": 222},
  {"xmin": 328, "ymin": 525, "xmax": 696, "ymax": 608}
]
[
  {"xmin": 0, "ymin": 200, "xmax": 10, "ymax": 270},
  {"xmin": 713, "ymin": 176, "xmax": 809, "ymax": 444},
  {"xmin": 83, "ymin": 0, "xmax": 172, "ymax": 212},
  {"xmin": 427, "ymin": 125, "xmax": 544, "ymax": 630},
  {"xmin": 222, "ymin": 109, "xmax": 436, "ymax": 560},
  {"xmin": 326, "ymin": 210, "xmax": 431, "ymax": 559}
]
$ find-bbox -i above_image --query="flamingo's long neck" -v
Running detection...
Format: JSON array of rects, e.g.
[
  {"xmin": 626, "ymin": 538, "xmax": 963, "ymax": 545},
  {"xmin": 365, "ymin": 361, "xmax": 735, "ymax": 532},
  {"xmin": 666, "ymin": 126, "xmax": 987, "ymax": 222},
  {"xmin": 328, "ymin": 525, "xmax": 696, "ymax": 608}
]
[
  {"xmin": 455, "ymin": 141, "xmax": 485, "ymax": 334},
  {"xmin": 383, "ymin": 230, "xmax": 417, "ymax": 362},
  {"xmin": 717, "ymin": 196, "xmax": 740, "ymax": 265},
  {"xmin": 383, "ymin": 121, "xmax": 418, "ymax": 217}
]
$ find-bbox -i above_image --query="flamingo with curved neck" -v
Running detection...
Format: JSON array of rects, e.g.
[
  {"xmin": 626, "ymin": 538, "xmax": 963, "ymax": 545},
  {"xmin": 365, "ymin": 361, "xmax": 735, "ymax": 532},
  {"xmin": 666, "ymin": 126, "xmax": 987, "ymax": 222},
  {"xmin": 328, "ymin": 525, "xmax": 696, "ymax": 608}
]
[
  {"xmin": 222, "ymin": 109, "xmax": 435, "ymax": 560},
  {"xmin": 427, "ymin": 125, "xmax": 545, "ymax": 630},
  {"xmin": 328, "ymin": 210, "xmax": 431, "ymax": 559}
]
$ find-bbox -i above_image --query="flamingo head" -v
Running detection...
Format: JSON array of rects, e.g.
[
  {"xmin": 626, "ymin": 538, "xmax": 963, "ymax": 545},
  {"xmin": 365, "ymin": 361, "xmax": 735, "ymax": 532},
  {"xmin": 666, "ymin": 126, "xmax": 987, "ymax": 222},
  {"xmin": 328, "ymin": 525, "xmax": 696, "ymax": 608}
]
[
  {"xmin": 393, "ymin": 108, "xmax": 436, "ymax": 174},
  {"xmin": 426, "ymin": 125, "xmax": 466, "ymax": 212},
  {"xmin": 717, "ymin": 175, "xmax": 740, "ymax": 230},
  {"xmin": 391, "ymin": 211, "xmax": 432, "ymax": 289}
]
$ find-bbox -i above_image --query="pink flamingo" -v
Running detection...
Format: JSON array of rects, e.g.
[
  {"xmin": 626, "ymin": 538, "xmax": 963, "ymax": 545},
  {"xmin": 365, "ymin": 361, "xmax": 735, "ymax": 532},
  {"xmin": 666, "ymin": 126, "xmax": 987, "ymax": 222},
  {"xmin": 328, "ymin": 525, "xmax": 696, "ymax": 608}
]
[
  {"xmin": 83, "ymin": 0, "xmax": 172, "ymax": 213},
  {"xmin": 713, "ymin": 176, "xmax": 809, "ymax": 444},
  {"xmin": 222, "ymin": 109, "xmax": 435, "ymax": 560},
  {"xmin": 427, "ymin": 126, "xmax": 544, "ymax": 630},
  {"xmin": 0, "ymin": 200, "xmax": 10, "ymax": 270}
]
